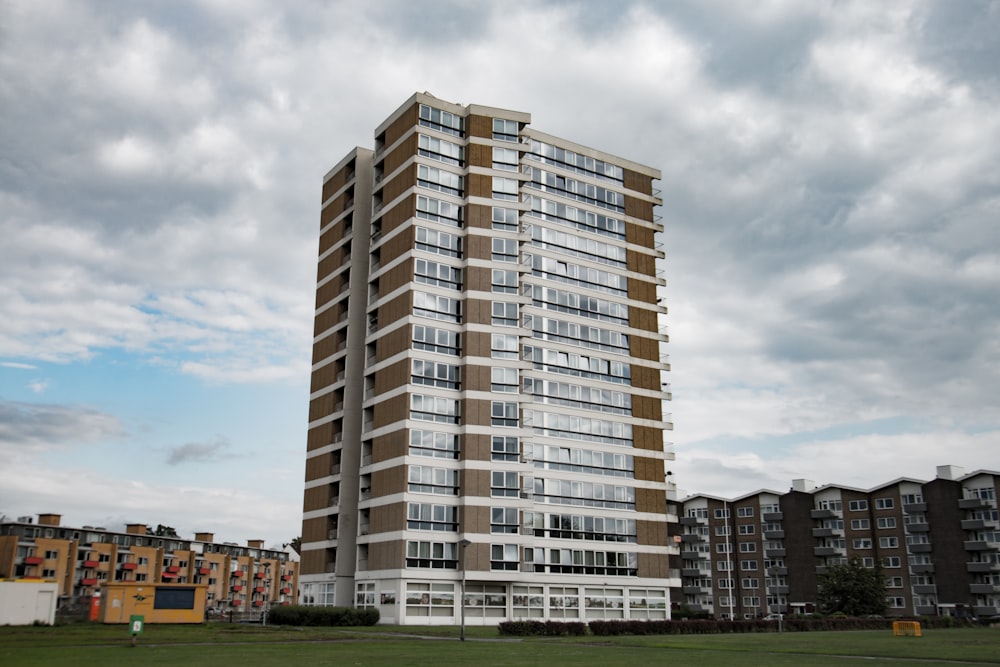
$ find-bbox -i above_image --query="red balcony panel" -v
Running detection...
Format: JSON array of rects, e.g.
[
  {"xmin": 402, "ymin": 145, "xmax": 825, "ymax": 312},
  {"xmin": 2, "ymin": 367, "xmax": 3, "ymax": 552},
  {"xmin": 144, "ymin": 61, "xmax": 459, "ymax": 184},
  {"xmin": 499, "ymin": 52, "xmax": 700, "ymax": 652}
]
[
  {"xmin": 161, "ymin": 572, "xmax": 178, "ymax": 579},
  {"xmin": 25, "ymin": 556, "xmax": 44, "ymax": 565},
  {"xmin": 231, "ymin": 584, "xmax": 243, "ymax": 592},
  {"xmin": 253, "ymin": 600, "xmax": 265, "ymax": 607},
  {"xmin": 254, "ymin": 586, "xmax": 265, "ymax": 593},
  {"xmin": 81, "ymin": 578, "xmax": 98, "ymax": 586},
  {"xmin": 231, "ymin": 600, "xmax": 243, "ymax": 607},
  {"xmin": 165, "ymin": 565, "xmax": 180, "ymax": 573},
  {"xmin": 120, "ymin": 562, "xmax": 138, "ymax": 570},
  {"xmin": 231, "ymin": 570, "xmax": 244, "ymax": 578},
  {"xmin": 281, "ymin": 574, "xmax": 292, "ymax": 581},
  {"xmin": 83, "ymin": 560, "xmax": 100, "ymax": 568},
  {"xmin": 255, "ymin": 572, "xmax": 266, "ymax": 579},
  {"xmin": 281, "ymin": 588, "xmax": 291, "ymax": 595},
  {"xmin": 198, "ymin": 567, "xmax": 211, "ymax": 575}
]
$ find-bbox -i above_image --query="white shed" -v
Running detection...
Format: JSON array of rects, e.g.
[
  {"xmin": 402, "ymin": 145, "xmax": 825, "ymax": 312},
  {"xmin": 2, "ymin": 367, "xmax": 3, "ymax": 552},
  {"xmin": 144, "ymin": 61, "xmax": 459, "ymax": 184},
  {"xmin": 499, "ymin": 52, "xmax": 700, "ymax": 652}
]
[{"xmin": 0, "ymin": 580, "xmax": 59, "ymax": 625}]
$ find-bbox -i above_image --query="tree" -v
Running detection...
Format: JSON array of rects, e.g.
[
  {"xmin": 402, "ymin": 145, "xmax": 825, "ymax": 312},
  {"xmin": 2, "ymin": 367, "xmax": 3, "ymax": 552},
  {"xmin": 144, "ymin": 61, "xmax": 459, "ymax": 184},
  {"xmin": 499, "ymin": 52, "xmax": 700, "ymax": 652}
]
[
  {"xmin": 817, "ymin": 557, "xmax": 887, "ymax": 616},
  {"xmin": 284, "ymin": 537, "xmax": 301, "ymax": 555}
]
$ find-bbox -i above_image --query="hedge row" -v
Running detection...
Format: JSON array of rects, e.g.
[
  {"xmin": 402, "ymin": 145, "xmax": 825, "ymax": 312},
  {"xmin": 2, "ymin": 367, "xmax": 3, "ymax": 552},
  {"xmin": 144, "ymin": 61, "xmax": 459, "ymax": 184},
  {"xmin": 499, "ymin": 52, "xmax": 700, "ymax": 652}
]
[
  {"xmin": 266, "ymin": 605, "xmax": 379, "ymax": 626},
  {"xmin": 501, "ymin": 616, "xmax": 973, "ymax": 637},
  {"xmin": 497, "ymin": 620, "xmax": 588, "ymax": 636}
]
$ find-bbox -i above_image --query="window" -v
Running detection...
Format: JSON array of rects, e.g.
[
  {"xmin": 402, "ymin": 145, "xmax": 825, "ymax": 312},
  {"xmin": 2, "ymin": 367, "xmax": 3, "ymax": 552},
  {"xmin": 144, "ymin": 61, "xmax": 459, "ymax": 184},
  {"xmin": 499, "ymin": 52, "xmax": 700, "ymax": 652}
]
[
  {"xmin": 875, "ymin": 497, "xmax": 895, "ymax": 510},
  {"xmin": 413, "ymin": 291, "xmax": 460, "ymax": 323},
  {"xmin": 419, "ymin": 104, "xmax": 464, "ymax": 136},
  {"xmin": 738, "ymin": 525, "xmax": 755, "ymax": 535},
  {"xmin": 879, "ymin": 537, "xmax": 899, "ymax": 548},
  {"xmin": 412, "ymin": 359, "xmax": 460, "ymax": 389},
  {"xmin": 406, "ymin": 541, "xmax": 458, "ymax": 569},
  {"xmin": 848, "ymin": 499, "xmax": 869, "ymax": 511},
  {"xmin": 818, "ymin": 499, "xmax": 843, "ymax": 511},
  {"xmin": 716, "ymin": 543, "xmax": 732, "ymax": 554},
  {"xmin": 491, "ymin": 401, "xmax": 519, "ymax": 427},
  {"xmin": 492, "ymin": 238, "xmax": 518, "ymax": 262},
  {"xmin": 886, "ymin": 596, "xmax": 906, "ymax": 608},
  {"xmin": 524, "ymin": 166, "xmax": 625, "ymax": 212},
  {"xmin": 534, "ymin": 477, "xmax": 635, "ymax": 511},
  {"xmin": 740, "ymin": 560, "xmax": 758, "ymax": 571},
  {"xmin": 522, "ymin": 378, "xmax": 631, "ymax": 416},
  {"xmin": 741, "ymin": 578, "xmax": 759, "ymax": 589},
  {"xmin": 409, "ymin": 429, "xmax": 460, "ymax": 459},
  {"xmin": 526, "ymin": 315, "xmax": 629, "ymax": 355},
  {"xmin": 743, "ymin": 596, "xmax": 761, "ymax": 607},
  {"xmin": 853, "ymin": 538, "xmax": 873, "ymax": 549},
  {"xmin": 492, "ymin": 177, "xmax": 519, "ymax": 201},
  {"xmin": 492, "ymin": 206, "xmax": 518, "ymax": 231},
  {"xmin": 493, "ymin": 146, "xmax": 518, "ymax": 171},
  {"xmin": 877, "ymin": 517, "xmax": 897, "ymax": 529},
  {"xmin": 492, "ymin": 471, "xmax": 520, "ymax": 498},
  {"xmin": 417, "ymin": 164, "xmax": 463, "ymax": 196},
  {"xmin": 492, "ymin": 269, "xmax": 518, "ymax": 293},
  {"xmin": 717, "ymin": 578, "xmax": 734, "ymax": 589},
  {"xmin": 416, "ymin": 226, "xmax": 462, "ymax": 257},
  {"xmin": 737, "ymin": 507, "xmax": 754, "ymax": 518},
  {"xmin": 491, "ymin": 367, "xmax": 518, "ymax": 392},
  {"xmin": 524, "ymin": 194, "xmax": 625, "ymax": 240},
  {"xmin": 408, "ymin": 466, "xmax": 459, "ymax": 495},
  {"xmin": 491, "ymin": 544, "xmax": 519, "ymax": 570},
  {"xmin": 715, "ymin": 525, "xmax": 731, "ymax": 536},
  {"xmin": 493, "ymin": 118, "xmax": 518, "ymax": 141},
  {"xmin": 522, "ymin": 409, "xmax": 632, "ymax": 447},
  {"xmin": 739, "ymin": 543, "xmax": 757, "ymax": 553},
  {"xmin": 413, "ymin": 324, "xmax": 460, "ymax": 356},
  {"xmin": 901, "ymin": 493, "xmax": 924, "ymax": 505},
  {"xmin": 883, "ymin": 556, "xmax": 902, "ymax": 568},
  {"xmin": 491, "ymin": 435, "xmax": 519, "ymax": 462},
  {"xmin": 523, "ymin": 345, "xmax": 631, "ymax": 385},
  {"xmin": 407, "ymin": 503, "xmax": 459, "ymax": 532},
  {"xmin": 410, "ymin": 394, "xmax": 460, "ymax": 424},
  {"xmin": 491, "ymin": 507, "xmax": 519, "ymax": 534},
  {"xmin": 492, "ymin": 301, "xmax": 518, "ymax": 327},
  {"xmin": 491, "ymin": 333, "xmax": 519, "ymax": 359},
  {"xmin": 850, "ymin": 519, "xmax": 870, "ymax": 530},
  {"xmin": 529, "ymin": 284, "xmax": 628, "ymax": 325},
  {"xmin": 414, "ymin": 258, "xmax": 461, "ymax": 290},
  {"xmin": 418, "ymin": 134, "xmax": 464, "ymax": 166}
]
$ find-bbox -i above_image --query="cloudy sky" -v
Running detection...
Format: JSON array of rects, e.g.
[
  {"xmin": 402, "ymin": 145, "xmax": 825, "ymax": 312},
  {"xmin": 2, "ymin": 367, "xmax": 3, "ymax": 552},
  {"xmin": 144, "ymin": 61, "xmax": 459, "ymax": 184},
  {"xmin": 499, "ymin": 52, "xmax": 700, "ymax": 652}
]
[{"xmin": 2, "ymin": 0, "xmax": 998, "ymax": 546}]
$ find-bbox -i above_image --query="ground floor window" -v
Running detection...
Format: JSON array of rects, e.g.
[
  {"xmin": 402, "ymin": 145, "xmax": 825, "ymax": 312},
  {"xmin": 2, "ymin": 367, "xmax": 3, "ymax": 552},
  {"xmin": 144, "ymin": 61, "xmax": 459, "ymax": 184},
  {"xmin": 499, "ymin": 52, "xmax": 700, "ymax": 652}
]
[
  {"xmin": 512, "ymin": 585, "xmax": 545, "ymax": 618},
  {"xmin": 628, "ymin": 588, "xmax": 667, "ymax": 619},
  {"xmin": 548, "ymin": 586, "xmax": 580, "ymax": 619},
  {"xmin": 584, "ymin": 587, "xmax": 625, "ymax": 619},
  {"xmin": 406, "ymin": 582, "xmax": 455, "ymax": 617},
  {"xmin": 464, "ymin": 583, "xmax": 508, "ymax": 619},
  {"xmin": 356, "ymin": 582, "xmax": 376, "ymax": 608}
]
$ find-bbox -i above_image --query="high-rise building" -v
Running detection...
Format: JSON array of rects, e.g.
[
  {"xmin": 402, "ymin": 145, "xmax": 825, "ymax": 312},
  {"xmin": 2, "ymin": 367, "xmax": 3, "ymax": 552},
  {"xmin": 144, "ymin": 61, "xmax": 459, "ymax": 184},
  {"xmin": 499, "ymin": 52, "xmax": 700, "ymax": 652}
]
[{"xmin": 300, "ymin": 93, "xmax": 676, "ymax": 624}]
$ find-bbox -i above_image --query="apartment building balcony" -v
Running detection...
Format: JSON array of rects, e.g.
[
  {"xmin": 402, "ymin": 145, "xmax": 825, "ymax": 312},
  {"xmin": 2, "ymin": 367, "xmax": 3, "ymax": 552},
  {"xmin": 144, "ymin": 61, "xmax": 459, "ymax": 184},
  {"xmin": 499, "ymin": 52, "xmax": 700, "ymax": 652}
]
[
  {"xmin": 967, "ymin": 561, "xmax": 1000, "ymax": 573},
  {"xmin": 771, "ymin": 585, "xmax": 790, "ymax": 595},
  {"xmin": 965, "ymin": 540, "xmax": 999, "ymax": 552},
  {"xmin": 281, "ymin": 587, "xmax": 292, "ymax": 595},
  {"xmin": 253, "ymin": 600, "xmax": 265, "ymax": 607},
  {"xmin": 81, "ymin": 578, "xmax": 98, "ymax": 586},
  {"xmin": 681, "ymin": 568, "xmax": 704, "ymax": 578},
  {"xmin": 813, "ymin": 546, "xmax": 843, "ymax": 557},
  {"xmin": 255, "ymin": 572, "xmax": 267, "ymax": 580},
  {"xmin": 767, "ymin": 566, "xmax": 788, "ymax": 576},
  {"xmin": 231, "ymin": 570, "xmax": 244, "ymax": 578},
  {"xmin": 812, "ymin": 527, "xmax": 840, "ymax": 538},
  {"xmin": 231, "ymin": 584, "xmax": 243, "ymax": 592},
  {"xmin": 120, "ymin": 562, "xmax": 138, "ymax": 571},
  {"xmin": 680, "ymin": 534, "xmax": 704, "ymax": 543},
  {"xmin": 915, "ymin": 605, "xmax": 938, "ymax": 616},
  {"xmin": 165, "ymin": 565, "xmax": 180, "ymax": 574},
  {"xmin": 764, "ymin": 529, "xmax": 785, "ymax": 539},
  {"xmin": 810, "ymin": 509, "xmax": 838, "ymax": 519},
  {"xmin": 962, "ymin": 519, "xmax": 993, "ymax": 531},
  {"xmin": 231, "ymin": 600, "xmax": 243, "ymax": 607},
  {"xmin": 970, "ymin": 583, "xmax": 1000, "ymax": 595},
  {"xmin": 908, "ymin": 543, "xmax": 933, "ymax": 553},
  {"xmin": 254, "ymin": 586, "xmax": 266, "ymax": 594},
  {"xmin": 959, "ymin": 498, "xmax": 992, "ymax": 510},
  {"xmin": 906, "ymin": 522, "xmax": 930, "ymax": 533},
  {"xmin": 912, "ymin": 584, "xmax": 937, "ymax": 595},
  {"xmin": 765, "ymin": 548, "xmax": 786, "ymax": 558},
  {"xmin": 682, "ymin": 585, "xmax": 711, "ymax": 595},
  {"xmin": 198, "ymin": 567, "xmax": 211, "ymax": 576},
  {"xmin": 681, "ymin": 550, "xmax": 708, "ymax": 561},
  {"xmin": 763, "ymin": 512, "xmax": 784, "ymax": 522},
  {"xmin": 974, "ymin": 605, "xmax": 999, "ymax": 617},
  {"xmin": 83, "ymin": 559, "xmax": 99, "ymax": 568},
  {"xmin": 282, "ymin": 574, "xmax": 293, "ymax": 581},
  {"xmin": 24, "ymin": 556, "xmax": 44, "ymax": 565},
  {"xmin": 910, "ymin": 564, "xmax": 935, "ymax": 574},
  {"xmin": 680, "ymin": 516, "xmax": 707, "ymax": 526},
  {"xmin": 903, "ymin": 501, "xmax": 928, "ymax": 513}
]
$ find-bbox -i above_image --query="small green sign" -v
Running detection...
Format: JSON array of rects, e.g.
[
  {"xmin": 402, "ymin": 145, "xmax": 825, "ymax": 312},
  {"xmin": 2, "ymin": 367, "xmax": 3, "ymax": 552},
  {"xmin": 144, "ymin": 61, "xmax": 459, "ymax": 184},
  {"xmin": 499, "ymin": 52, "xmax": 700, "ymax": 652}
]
[{"xmin": 129, "ymin": 615, "xmax": 145, "ymax": 635}]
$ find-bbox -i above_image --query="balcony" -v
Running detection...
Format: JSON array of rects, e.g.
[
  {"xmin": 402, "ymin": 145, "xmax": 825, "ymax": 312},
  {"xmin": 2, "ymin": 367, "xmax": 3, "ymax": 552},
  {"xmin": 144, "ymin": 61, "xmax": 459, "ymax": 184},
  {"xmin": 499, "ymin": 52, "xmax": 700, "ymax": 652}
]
[
  {"xmin": 915, "ymin": 605, "xmax": 938, "ymax": 616},
  {"xmin": 255, "ymin": 586, "xmax": 266, "ymax": 594},
  {"xmin": 959, "ymin": 498, "xmax": 992, "ymax": 510},
  {"xmin": 682, "ymin": 585, "xmax": 710, "ymax": 595},
  {"xmin": 970, "ymin": 583, "xmax": 1000, "ymax": 595},
  {"xmin": 81, "ymin": 578, "xmax": 98, "ymax": 586},
  {"xmin": 231, "ymin": 585, "xmax": 243, "ymax": 592},
  {"xmin": 231, "ymin": 571, "xmax": 244, "ymax": 578},
  {"xmin": 967, "ymin": 561, "xmax": 1000, "ymax": 573},
  {"xmin": 812, "ymin": 527, "xmax": 838, "ymax": 538},
  {"xmin": 905, "ymin": 523, "xmax": 930, "ymax": 533},
  {"xmin": 253, "ymin": 600, "xmax": 265, "ymax": 607},
  {"xmin": 24, "ymin": 556, "xmax": 44, "ymax": 565},
  {"xmin": 903, "ymin": 502, "xmax": 928, "ymax": 513},
  {"xmin": 810, "ymin": 509, "xmax": 838, "ymax": 519},
  {"xmin": 765, "ymin": 548, "xmax": 787, "ymax": 558},
  {"xmin": 255, "ymin": 572, "xmax": 267, "ymax": 580},
  {"xmin": 680, "ymin": 534, "xmax": 704, "ymax": 543},
  {"xmin": 908, "ymin": 543, "xmax": 933, "ymax": 553},
  {"xmin": 763, "ymin": 512, "xmax": 784, "ymax": 522},
  {"xmin": 282, "ymin": 574, "xmax": 293, "ymax": 581},
  {"xmin": 771, "ymin": 585, "xmax": 790, "ymax": 595},
  {"xmin": 767, "ymin": 566, "xmax": 788, "ymax": 576},
  {"xmin": 198, "ymin": 567, "xmax": 211, "ymax": 576},
  {"xmin": 910, "ymin": 563, "xmax": 935, "ymax": 574},
  {"xmin": 680, "ymin": 550, "xmax": 708, "ymax": 561},
  {"xmin": 974, "ymin": 605, "xmax": 999, "ymax": 617},
  {"xmin": 680, "ymin": 516, "xmax": 706, "ymax": 526},
  {"xmin": 281, "ymin": 587, "xmax": 291, "ymax": 595},
  {"xmin": 964, "ymin": 540, "xmax": 999, "ymax": 552},
  {"xmin": 83, "ymin": 560, "xmax": 100, "ymax": 568},
  {"xmin": 912, "ymin": 584, "xmax": 937, "ymax": 595},
  {"xmin": 764, "ymin": 530, "xmax": 785, "ymax": 540},
  {"xmin": 962, "ymin": 519, "xmax": 990, "ymax": 531},
  {"xmin": 813, "ymin": 546, "xmax": 842, "ymax": 557},
  {"xmin": 165, "ymin": 565, "xmax": 180, "ymax": 574},
  {"xmin": 231, "ymin": 600, "xmax": 243, "ymax": 607},
  {"xmin": 120, "ymin": 562, "xmax": 138, "ymax": 571},
  {"xmin": 681, "ymin": 568, "xmax": 703, "ymax": 578}
]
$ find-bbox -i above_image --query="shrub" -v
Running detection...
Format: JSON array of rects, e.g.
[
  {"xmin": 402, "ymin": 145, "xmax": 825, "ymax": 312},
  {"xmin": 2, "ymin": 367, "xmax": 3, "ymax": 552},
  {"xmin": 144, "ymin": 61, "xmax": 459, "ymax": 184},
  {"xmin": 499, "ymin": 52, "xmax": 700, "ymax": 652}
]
[
  {"xmin": 266, "ymin": 605, "xmax": 379, "ymax": 627},
  {"xmin": 497, "ymin": 620, "xmax": 587, "ymax": 636}
]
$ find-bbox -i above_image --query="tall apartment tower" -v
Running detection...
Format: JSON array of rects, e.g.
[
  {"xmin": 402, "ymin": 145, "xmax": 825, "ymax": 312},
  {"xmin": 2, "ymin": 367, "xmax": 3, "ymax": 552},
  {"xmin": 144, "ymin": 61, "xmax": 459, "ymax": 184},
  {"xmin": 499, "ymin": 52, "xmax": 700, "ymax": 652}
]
[{"xmin": 300, "ymin": 93, "xmax": 675, "ymax": 624}]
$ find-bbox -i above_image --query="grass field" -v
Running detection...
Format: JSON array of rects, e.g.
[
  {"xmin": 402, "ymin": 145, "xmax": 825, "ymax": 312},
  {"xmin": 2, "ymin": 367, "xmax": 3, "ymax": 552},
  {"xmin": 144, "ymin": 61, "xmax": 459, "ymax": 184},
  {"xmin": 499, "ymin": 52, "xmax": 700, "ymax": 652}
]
[{"xmin": 1, "ymin": 623, "xmax": 998, "ymax": 666}]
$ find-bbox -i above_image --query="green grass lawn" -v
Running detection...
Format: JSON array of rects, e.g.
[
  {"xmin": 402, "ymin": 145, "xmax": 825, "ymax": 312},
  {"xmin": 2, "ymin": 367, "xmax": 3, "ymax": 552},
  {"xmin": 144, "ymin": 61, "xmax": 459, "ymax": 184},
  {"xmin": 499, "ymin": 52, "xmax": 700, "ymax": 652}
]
[{"xmin": 0, "ymin": 623, "xmax": 997, "ymax": 666}]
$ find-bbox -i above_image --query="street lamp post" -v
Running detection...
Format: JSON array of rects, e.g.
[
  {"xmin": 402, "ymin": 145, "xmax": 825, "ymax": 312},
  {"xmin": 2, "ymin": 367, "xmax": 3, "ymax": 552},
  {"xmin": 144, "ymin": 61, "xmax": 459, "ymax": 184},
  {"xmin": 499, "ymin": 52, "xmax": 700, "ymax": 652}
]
[{"xmin": 459, "ymin": 539, "xmax": 471, "ymax": 641}]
